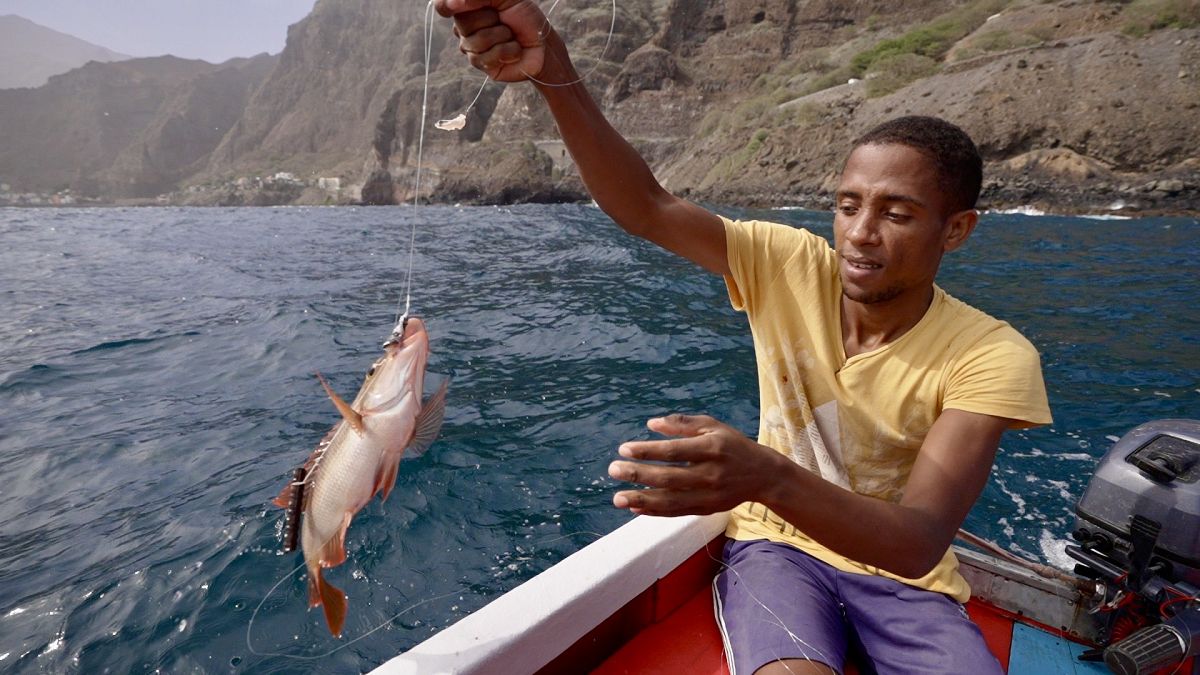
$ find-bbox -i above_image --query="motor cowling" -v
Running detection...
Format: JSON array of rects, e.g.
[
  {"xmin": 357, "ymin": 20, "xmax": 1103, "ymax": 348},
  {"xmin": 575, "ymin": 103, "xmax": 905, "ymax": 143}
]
[{"xmin": 1067, "ymin": 419, "xmax": 1200, "ymax": 674}]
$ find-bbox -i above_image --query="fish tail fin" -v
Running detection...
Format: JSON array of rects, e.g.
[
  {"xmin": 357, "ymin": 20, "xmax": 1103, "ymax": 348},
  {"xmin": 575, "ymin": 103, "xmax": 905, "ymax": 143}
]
[{"xmin": 307, "ymin": 566, "xmax": 348, "ymax": 638}]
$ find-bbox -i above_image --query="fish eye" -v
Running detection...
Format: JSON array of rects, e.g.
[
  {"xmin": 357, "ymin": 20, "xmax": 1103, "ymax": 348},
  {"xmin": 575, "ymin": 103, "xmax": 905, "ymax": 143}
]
[{"xmin": 366, "ymin": 367, "xmax": 376, "ymax": 377}]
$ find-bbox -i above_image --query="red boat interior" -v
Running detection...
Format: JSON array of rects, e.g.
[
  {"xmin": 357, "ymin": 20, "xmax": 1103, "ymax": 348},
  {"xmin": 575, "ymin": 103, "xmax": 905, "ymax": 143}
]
[{"xmin": 536, "ymin": 538, "xmax": 1165, "ymax": 675}]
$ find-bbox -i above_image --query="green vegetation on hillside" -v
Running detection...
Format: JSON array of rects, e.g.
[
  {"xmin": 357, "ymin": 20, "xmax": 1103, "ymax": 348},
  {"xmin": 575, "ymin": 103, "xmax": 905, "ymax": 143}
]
[
  {"xmin": 693, "ymin": 0, "xmax": 1024, "ymax": 175},
  {"xmin": 1121, "ymin": 0, "xmax": 1200, "ymax": 35},
  {"xmin": 701, "ymin": 127, "xmax": 771, "ymax": 188},
  {"xmin": 864, "ymin": 53, "xmax": 941, "ymax": 97},
  {"xmin": 848, "ymin": 0, "xmax": 1010, "ymax": 96},
  {"xmin": 793, "ymin": 0, "xmax": 1016, "ymax": 98},
  {"xmin": 950, "ymin": 28, "xmax": 1044, "ymax": 62}
]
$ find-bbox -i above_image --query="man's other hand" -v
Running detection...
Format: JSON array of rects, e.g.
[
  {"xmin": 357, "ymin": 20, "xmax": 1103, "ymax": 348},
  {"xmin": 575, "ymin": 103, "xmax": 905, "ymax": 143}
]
[{"xmin": 608, "ymin": 414, "xmax": 789, "ymax": 516}]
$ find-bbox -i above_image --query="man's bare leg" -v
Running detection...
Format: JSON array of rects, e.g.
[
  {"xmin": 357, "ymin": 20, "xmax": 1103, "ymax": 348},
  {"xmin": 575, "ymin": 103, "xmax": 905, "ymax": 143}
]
[{"xmin": 756, "ymin": 659, "xmax": 837, "ymax": 675}]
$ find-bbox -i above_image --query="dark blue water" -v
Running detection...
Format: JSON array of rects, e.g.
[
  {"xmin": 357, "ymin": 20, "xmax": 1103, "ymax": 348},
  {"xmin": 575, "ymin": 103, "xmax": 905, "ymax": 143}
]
[{"xmin": 0, "ymin": 205, "xmax": 1195, "ymax": 673}]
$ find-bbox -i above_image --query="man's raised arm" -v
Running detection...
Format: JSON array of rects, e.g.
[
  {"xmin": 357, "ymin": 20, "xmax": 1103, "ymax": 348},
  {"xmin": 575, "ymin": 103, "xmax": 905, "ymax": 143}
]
[{"xmin": 436, "ymin": 0, "xmax": 728, "ymax": 276}]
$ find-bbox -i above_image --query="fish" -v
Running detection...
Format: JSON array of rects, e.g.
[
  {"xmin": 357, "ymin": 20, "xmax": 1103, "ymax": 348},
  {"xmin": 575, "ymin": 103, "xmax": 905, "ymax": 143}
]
[{"xmin": 273, "ymin": 316, "xmax": 448, "ymax": 637}]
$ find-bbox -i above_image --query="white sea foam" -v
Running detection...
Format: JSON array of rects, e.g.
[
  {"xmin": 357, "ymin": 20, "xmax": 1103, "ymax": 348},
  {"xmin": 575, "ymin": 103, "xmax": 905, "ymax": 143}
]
[
  {"xmin": 988, "ymin": 206, "xmax": 1046, "ymax": 216},
  {"xmin": 42, "ymin": 633, "xmax": 63, "ymax": 655},
  {"xmin": 986, "ymin": 206, "xmax": 1132, "ymax": 220},
  {"xmin": 1039, "ymin": 529, "xmax": 1074, "ymax": 571},
  {"xmin": 996, "ymin": 479, "xmax": 1027, "ymax": 515},
  {"xmin": 1077, "ymin": 213, "xmax": 1133, "ymax": 221},
  {"xmin": 1045, "ymin": 479, "xmax": 1074, "ymax": 502}
]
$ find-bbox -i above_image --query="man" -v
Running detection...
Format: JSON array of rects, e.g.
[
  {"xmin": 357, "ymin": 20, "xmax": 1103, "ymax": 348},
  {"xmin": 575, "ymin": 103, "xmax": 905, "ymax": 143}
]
[{"xmin": 436, "ymin": 2, "xmax": 1052, "ymax": 672}]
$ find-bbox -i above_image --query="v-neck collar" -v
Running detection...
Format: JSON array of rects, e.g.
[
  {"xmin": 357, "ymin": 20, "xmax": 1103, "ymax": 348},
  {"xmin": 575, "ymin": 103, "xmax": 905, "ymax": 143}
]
[{"xmin": 835, "ymin": 285, "xmax": 945, "ymax": 372}]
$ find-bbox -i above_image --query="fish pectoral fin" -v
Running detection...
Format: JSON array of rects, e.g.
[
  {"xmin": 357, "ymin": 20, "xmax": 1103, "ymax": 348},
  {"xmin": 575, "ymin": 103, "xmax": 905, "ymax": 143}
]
[
  {"xmin": 316, "ymin": 371, "xmax": 365, "ymax": 434},
  {"xmin": 378, "ymin": 459, "xmax": 401, "ymax": 502},
  {"xmin": 307, "ymin": 566, "xmax": 348, "ymax": 638},
  {"xmin": 406, "ymin": 377, "xmax": 450, "ymax": 459},
  {"xmin": 318, "ymin": 512, "xmax": 353, "ymax": 568}
]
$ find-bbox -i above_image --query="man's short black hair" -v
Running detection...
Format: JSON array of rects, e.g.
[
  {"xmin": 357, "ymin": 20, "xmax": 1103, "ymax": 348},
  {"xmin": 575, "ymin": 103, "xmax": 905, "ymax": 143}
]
[{"xmin": 851, "ymin": 116, "xmax": 983, "ymax": 214}]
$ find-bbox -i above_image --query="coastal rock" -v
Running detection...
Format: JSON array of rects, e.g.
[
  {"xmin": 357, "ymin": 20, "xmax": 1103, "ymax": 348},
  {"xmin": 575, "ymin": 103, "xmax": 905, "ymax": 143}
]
[
  {"xmin": 607, "ymin": 45, "xmax": 681, "ymax": 103},
  {"xmin": 433, "ymin": 141, "xmax": 586, "ymax": 205},
  {"xmin": 0, "ymin": 0, "xmax": 1196, "ymax": 214}
]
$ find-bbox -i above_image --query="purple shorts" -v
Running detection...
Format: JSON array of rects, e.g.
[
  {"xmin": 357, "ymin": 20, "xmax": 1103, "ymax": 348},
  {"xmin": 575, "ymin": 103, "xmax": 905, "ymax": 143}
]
[{"xmin": 713, "ymin": 539, "xmax": 1002, "ymax": 675}]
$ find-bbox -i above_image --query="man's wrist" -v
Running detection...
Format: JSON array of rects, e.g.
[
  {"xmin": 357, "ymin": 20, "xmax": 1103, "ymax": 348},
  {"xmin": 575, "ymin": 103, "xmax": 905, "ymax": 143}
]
[
  {"xmin": 530, "ymin": 30, "xmax": 578, "ymax": 89},
  {"xmin": 755, "ymin": 444, "xmax": 804, "ymax": 513}
]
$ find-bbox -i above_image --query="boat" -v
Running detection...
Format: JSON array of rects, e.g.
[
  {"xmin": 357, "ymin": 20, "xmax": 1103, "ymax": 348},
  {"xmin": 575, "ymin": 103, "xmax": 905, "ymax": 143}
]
[{"xmin": 371, "ymin": 420, "xmax": 1200, "ymax": 675}]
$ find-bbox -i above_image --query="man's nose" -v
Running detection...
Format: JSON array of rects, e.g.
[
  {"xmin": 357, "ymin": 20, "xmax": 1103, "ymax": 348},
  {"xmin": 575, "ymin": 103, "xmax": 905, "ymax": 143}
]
[{"xmin": 843, "ymin": 211, "xmax": 881, "ymax": 246}]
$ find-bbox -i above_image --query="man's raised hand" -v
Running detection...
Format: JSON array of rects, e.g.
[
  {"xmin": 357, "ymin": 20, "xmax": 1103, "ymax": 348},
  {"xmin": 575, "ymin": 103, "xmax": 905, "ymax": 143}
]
[{"xmin": 435, "ymin": 0, "xmax": 548, "ymax": 82}]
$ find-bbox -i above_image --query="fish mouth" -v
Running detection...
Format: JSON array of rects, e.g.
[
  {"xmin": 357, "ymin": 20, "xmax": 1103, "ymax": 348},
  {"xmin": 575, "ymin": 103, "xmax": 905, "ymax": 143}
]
[
  {"xmin": 402, "ymin": 317, "xmax": 427, "ymax": 341},
  {"xmin": 384, "ymin": 316, "xmax": 428, "ymax": 348}
]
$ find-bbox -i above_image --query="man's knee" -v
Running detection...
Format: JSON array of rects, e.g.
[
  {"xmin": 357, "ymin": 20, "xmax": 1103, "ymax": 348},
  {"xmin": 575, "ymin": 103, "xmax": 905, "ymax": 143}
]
[{"xmin": 755, "ymin": 659, "xmax": 837, "ymax": 675}]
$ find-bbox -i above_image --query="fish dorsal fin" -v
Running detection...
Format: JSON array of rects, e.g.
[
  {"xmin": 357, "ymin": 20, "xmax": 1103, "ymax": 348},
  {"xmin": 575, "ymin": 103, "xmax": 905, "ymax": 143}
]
[
  {"xmin": 272, "ymin": 430, "xmax": 332, "ymax": 508},
  {"xmin": 316, "ymin": 372, "xmax": 365, "ymax": 434},
  {"xmin": 406, "ymin": 378, "xmax": 449, "ymax": 459}
]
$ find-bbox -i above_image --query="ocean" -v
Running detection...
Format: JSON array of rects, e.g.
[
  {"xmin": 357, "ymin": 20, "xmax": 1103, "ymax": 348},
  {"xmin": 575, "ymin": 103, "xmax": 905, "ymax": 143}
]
[{"xmin": 0, "ymin": 204, "xmax": 1196, "ymax": 673}]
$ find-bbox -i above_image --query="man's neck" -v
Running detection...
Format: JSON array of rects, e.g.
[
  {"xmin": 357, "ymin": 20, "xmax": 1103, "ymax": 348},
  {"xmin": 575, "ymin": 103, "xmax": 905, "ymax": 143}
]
[{"xmin": 840, "ymin": 286, "xmax": 936, "ymax": 359}]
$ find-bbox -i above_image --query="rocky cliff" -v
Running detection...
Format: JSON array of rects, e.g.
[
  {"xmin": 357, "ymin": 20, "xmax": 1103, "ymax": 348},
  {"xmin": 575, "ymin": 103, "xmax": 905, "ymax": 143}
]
[
  {"xmin": 422, "ymin": 0, "xmax": 1199, "ymax": 214},
  {"xmin": 0, "ymin": 54, "xmax": 276, "ymax": 198},
  {"xmin": 1, "ymin": 0, "xmax": 1196, "ymax": 214}
]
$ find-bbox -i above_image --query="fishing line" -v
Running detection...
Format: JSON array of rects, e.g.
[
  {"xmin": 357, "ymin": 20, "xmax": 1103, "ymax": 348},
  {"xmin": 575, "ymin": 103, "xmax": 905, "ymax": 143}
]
[
  {"xmin": 245, "ymin": 557, "xmax": 464, "ymax": 661},
  {"xmin": 523, "ymin": 529, "xmax": 605, "ymax": 546},
  {"xmin": 263, "ymin": 0, "xmax": 621, "ymax": 658},
  {"xmin": 396, "ymin": 0, "xmax": 438, "ymax": 328},
  {"xmin": 246, "ymin": 528, "xmax": 605, "ymax": 660},
  {"xmin": 522, "ymin": 0, "xmax": 618, "ymax": 88},
  {"xmin": 705, "ymin": 532, "xmax": 1060, "ymax": 669},
  {"xmin": 397, "ymin": 0, "xmax": 620, "ymax": 328},
  {"xmin": 703, "ymin": 541, "xmax": 828, "ymax": 668}
]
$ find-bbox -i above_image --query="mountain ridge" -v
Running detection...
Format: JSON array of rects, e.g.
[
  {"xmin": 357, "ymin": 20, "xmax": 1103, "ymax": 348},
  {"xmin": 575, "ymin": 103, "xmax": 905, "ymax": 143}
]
[
  {"xmin": 0, "ymin": 0, "xmax": 1196, "ymax": 215},
  {"xmin": 0, "ymin": 14, "xmax": 132, "ymax": 89}
]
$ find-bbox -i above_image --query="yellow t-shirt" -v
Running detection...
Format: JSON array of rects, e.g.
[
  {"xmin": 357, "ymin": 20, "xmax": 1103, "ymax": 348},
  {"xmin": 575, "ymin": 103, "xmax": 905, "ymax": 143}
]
[{"xmin": 722, "ymin": 217, "xmax": 1053, "ymax": 602}]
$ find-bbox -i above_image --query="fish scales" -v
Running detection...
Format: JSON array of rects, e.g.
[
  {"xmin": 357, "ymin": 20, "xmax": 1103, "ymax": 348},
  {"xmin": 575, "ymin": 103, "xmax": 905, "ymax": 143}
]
[{"xmin": 273, "ymin": 316, "xmax": 448, "ymax": 637}]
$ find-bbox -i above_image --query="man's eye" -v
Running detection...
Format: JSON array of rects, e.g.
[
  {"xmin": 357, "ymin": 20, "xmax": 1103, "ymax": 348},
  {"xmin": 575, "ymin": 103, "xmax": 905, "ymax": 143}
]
[
  {"xmin": 885, "ymin": 212, "xmax": 910, "ymax": 222},
  {"xmin": 837, "ymin": 205, "xmax": 858, "ymax": 216}
]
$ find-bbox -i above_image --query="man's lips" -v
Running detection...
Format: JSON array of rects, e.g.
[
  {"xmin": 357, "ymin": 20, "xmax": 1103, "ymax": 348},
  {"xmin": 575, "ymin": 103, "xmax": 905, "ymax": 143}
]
[{"xmin": 840, "ymin": 253, "xmax": 882, "ymax": 270}]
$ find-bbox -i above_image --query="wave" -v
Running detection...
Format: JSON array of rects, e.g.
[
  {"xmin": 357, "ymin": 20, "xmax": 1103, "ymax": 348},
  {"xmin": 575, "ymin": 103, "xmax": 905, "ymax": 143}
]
[{"xmin": 70, "ymin": 331, "xmax": 202, "ymax": 356}]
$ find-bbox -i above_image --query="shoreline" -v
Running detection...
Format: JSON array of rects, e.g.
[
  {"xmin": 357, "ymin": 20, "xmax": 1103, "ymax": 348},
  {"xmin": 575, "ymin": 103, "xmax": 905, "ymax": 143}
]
[{"xmin": 2, "ymin": 198, "xmax": 1197, "ymax": 220}]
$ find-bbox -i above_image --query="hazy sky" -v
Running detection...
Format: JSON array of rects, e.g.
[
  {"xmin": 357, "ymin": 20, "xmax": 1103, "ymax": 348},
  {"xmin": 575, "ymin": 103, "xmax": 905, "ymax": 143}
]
[{"xmin": 0, "ymin": 0, "xmax": 318, "ymax": 63}]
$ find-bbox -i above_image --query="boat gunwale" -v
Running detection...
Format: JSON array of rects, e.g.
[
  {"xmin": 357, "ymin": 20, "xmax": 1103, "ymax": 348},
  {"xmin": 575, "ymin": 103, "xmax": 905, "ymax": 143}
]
[
  {"xmin": 372, "ymin": 513, "xmax": 1105, "ymax": 674},
  {"xmin": 370, "ymin": 512, "xmax": 729, "ymax": 675}
]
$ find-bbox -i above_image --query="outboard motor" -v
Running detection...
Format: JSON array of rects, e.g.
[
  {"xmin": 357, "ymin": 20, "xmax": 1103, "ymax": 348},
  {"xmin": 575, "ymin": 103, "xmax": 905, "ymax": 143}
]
[{"xmin": 1067, "ymin": 420, "xmax": 1200, "ymax": 674}]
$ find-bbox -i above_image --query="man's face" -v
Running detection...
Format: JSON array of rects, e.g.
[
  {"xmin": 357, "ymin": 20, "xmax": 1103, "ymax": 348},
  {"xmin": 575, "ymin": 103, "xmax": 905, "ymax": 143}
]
[{"xmin": 833, "ymin": 143, "xmax": 966, "ymax": 307}]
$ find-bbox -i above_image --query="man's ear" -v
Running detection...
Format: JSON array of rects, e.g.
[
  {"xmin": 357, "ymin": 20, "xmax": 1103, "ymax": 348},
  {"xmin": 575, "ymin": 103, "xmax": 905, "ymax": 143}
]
[{"xmin": 943, "ymin": 209, "xmax": 978, "ymax": 253}]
